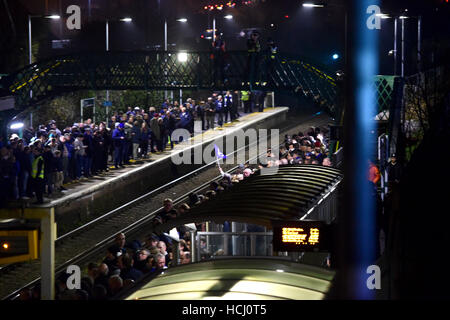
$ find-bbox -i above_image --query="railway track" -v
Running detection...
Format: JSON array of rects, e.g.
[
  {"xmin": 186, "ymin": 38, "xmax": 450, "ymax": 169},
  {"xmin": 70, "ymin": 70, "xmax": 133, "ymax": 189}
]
[{"xmin": 1, "ymin": 111, "xmax": 332, "ymax": 300}]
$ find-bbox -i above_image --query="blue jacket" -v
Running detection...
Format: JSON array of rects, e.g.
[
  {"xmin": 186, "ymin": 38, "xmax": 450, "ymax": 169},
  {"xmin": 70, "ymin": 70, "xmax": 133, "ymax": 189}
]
[
  {"xmin": 65, "ymin": 141, "xmax": 74, "ymax": 160},
  {"xmin": 178, "ymin": 112, "xmax": 191, "ymax": 129},
  {"xmin": 112, "ymin": 128, "xmax": 125, "ymax": 147},
  {"xmin": 215, "ymin": 100, "xmax": 223, "ymax": 112}
]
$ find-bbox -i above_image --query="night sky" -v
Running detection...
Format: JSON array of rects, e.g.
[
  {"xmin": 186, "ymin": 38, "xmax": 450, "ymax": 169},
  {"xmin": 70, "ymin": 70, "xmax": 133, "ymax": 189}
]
[{"xmin": 0, "ymin": 0, "xmax": 449, "ymax": 75}]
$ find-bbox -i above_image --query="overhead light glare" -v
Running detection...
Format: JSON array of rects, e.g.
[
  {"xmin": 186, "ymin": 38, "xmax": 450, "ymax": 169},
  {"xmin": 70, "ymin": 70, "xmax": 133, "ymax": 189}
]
[
  {"xmin": 302, "ymin": 3, "xmax": 325, "ymax": 8},
  {"xmin": 10, "ymin": 122, "xmax": 24, "ymax": 130},
  {"xmin": 177, "ymin": 52, "xmax": 188, "ymax": 62}
]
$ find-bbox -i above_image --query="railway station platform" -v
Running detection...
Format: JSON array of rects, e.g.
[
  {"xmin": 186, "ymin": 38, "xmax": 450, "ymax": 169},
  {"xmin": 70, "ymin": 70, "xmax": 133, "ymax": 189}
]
[{"xmin": 5, "ymin": 107, "xmax": 288, "ymax": 235}]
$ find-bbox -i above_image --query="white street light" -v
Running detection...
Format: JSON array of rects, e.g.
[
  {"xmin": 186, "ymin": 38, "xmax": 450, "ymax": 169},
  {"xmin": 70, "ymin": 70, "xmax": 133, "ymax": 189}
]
[
  {"xmin": 28, "ymin": 14, "xmax": 60, "ymax": 128},
  {"xmin": 302, "ymin": 3, "xmax": 325, "ymax": 8},
  {"xmin": 224, "ymin": 15, "xmax": 233, "ymax": 20},
  {"xmin": 376, "ymin": 13, "xmax": 391, "ymax": 19},
  {"xmin": 106, "ymin": 17, "xmax": 132, "ymax": 123},
  {"xmin": 177, "ymin": 18, "xmax": 188, "ymax": 23}
]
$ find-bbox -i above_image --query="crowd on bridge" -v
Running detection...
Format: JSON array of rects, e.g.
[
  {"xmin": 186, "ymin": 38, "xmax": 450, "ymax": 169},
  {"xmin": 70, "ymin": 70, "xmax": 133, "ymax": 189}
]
[{"xmin": 0, "ymin": 90, "xmax": 270, "ymax": 207}]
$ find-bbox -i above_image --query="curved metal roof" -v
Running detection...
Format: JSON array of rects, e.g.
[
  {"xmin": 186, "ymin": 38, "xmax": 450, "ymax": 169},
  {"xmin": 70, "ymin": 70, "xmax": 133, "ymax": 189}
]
[
  {"xmin": 124, "ymin": 258, "xmax": 335, "ymax": 300},
  {"xmin": 154, "ymin": 165, "xmax": 342, "ymax": 232}
]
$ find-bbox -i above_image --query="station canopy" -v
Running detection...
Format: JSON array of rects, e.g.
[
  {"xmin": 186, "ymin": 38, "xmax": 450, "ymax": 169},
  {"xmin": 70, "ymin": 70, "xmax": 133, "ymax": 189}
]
[
  {"xmin": 124, "ymin": 258, "xmax": 335, "ymax": 300},
  {"xmin": 154, "ymin": 164, "xmax": 343, "ymax": 232}
]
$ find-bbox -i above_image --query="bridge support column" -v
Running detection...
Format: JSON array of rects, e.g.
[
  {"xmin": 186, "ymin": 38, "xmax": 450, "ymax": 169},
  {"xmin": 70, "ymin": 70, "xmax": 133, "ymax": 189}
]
[{"xmin": 41, "ymin": 207, "xmax": 56, "ymax": 300}]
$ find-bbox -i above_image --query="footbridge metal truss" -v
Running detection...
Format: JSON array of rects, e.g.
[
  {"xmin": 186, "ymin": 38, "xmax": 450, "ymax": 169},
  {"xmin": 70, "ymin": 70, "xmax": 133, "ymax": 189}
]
[{"xmin": 0, "ymin": 50, "xmax": 338, "ymax": 116}]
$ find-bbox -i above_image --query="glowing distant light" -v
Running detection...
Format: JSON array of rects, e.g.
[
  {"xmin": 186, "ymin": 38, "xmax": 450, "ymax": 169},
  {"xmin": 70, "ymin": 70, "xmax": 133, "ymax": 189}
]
[
  {"xmin": 284, "ymin": 15, "xmax": 289, "ymax": 19},
  {"xmin": 302, "ymin": 3, "xmax": 325, "ymax": 8},
  {"xmin": 177, "ymin": 52, "xmax": 188, "ymax": 63},
  {"xmin": 376, "ymin": 13, "xmax": 391, "ymax": 19},
  {"xmin": 276, "ymin": 269, "xmax": 284, "ymax": 273},
  {"xmin": 46, "ymin": 15, "xmax": 60, "ymax": 19},
  {"xmin": 270, "ymin": 23, "xmax": 274, "ymax": 27},
  {"xmin": 177, "ymin": 18, "xmax": 187, "ymax": 23},
  {"xmin": 10, "ymin": 122, "xmax": 24, "ymax": 130},
  {"xmin": 224, "ymin": 15, "xmax": 233, "ymax": 20},
  {"xmin": 120, "ymin": 17, "xmax": 132, "ymax": 22},
  {"xmin": 2, "ymin": 243, "xmax": 9, "ymax": 250},
  {"xmin": 332, "ymin": 53, "xmax": 339, "ymax": 60},
  {"xmin": 399, "ymin": 16, "xmax": 409, "ymax": 19}
]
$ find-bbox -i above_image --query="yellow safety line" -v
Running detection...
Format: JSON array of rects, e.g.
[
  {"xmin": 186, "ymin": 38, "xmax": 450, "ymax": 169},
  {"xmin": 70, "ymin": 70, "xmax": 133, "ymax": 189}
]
[{"xmin": 11, "ymin": 61, "xmax": 63, "ymax": 92}]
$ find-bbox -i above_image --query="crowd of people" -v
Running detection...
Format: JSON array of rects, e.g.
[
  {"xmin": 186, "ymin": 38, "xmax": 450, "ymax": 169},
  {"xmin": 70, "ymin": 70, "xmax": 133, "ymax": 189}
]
[
  {"xmin": 0, "ymin": 91, "xmax": 272, "ymax": 207},
  {"xmin": 16, "ymin": 124, "xmax": 339, "ymax": 300}
]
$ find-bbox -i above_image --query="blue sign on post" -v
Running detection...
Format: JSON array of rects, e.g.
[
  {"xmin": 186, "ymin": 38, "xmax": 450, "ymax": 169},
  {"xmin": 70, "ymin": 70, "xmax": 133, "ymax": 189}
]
[{"xmin": 103, "ymin": 101, "xmax": 112, "ymax": 107}]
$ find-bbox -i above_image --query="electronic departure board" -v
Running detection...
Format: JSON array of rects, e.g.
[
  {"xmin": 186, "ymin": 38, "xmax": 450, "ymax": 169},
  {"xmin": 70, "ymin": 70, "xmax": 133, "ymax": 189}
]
[{"xmin": 271, "ymin": 220, "xmax": 330, "ymax": 252}]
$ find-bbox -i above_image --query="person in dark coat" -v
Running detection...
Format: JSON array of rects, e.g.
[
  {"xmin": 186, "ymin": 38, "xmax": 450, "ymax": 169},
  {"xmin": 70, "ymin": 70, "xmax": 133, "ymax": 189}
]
[
  {"xmin": 42, "ymin": 145, "xmax": 54, "ymax": 196},
  {"xmin": 92, "ymin": 130, "xmax": 105, "ymax": 175},
  {"xmin": 83, "ymin": 127, "xmax": 95, "ymax": 177},
  {"xmin": 112, "ymin": 123, "xmax": 125, "ymax": 168},
  {"xmin": 31, "ymin": 147, "xmax": 45, "ymax": 204},
  {"xmin": 131, "ymin": 121, "xmax": 142, "ymax": 160}
]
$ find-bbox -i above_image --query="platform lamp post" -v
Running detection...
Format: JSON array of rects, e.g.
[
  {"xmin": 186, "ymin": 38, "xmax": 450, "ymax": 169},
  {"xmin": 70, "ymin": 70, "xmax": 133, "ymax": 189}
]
[
  {"xmin": 105, "ymin": 17, "xmax": 132, "ymax": 125},
  {"xmin": 28, "ymin": 14, "xmax": 60, "ymax": 129},
  {"xmin": 302, "ymin": 2, "xmax": 347, "ymax": 120},
  {"xmin": 164, "ymin": 18, "xmax": 188, "ymax": 101},
  {"xmin": 378, "ymin": 11, "xmax": 422, "ymax": 76}
]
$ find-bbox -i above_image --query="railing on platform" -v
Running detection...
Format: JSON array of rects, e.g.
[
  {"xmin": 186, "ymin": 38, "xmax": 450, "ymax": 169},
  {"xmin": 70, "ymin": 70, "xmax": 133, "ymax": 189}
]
[
  {"xmin": 192, "ymin": 231, "xmax": 274, "ymax": 262},
  {"xmin": 332, "ymin": 147, "xmax": 344, "ymax": 169}
]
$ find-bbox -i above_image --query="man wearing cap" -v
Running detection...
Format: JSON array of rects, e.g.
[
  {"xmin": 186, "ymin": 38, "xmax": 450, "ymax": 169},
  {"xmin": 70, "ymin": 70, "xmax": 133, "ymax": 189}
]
[
  {"xmin": 31, "ymin": 147, "xmax": 45, "ymax": 204},
  {"xmin": 112, "ymin": 123, "xmax": 125, "ymax": 169},
  {"xmin": 387, "ymin": 154, "xmax": 402, "ymax": 186}
]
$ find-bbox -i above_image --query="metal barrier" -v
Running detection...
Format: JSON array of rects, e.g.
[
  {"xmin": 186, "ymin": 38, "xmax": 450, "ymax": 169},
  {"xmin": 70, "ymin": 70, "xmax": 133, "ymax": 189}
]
[
  {"xmin": 192, "ymin": 231, "xmax": 274, "ymax": 262},
  {"xmin": 300, "ymin": 178, "xmax": 342, "ymax": 224},
  {"xmin": 332, "ymin": 147, "xmax": 344, "ymax": 169}
]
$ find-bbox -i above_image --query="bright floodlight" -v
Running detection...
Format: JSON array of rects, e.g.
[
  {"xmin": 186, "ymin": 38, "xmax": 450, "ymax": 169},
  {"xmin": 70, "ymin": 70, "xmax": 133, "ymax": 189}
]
[
  {"xmin": 302, "ymin": 3, "xmax": 325, "ymax": 8},
  {"xmin": 45, "ymin": 15, "xmax": 60, "ymax": 19},
  {"xmin": 376, "ymin": 13, "xmax": 391, "ymax": 19},
  {"xmin": 10, "ymin": 122, "xmax": 24, "ymax": 130},
  {"xmin": 224, "ymin": 15, "xmax": 233, "ymax": 20},
  {"xmin": 120, "ymin": 17, "xmax": 132, "ymax": 22},
  {"xmin": 332, "ymin": 53, "xmax": 339, "ymax": 60},
  {"xmin": 177, "ymin": 18, "xmax": 188, "ymax": 23},
  {"xmin": 177, "ymin": 52, "xmax": 188, "ymax": 63}
]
